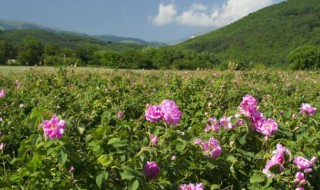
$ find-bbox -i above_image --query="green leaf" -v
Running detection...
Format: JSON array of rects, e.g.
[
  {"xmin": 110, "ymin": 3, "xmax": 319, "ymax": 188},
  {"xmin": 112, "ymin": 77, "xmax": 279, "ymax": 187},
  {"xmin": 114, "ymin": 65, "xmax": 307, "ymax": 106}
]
[
  {"xmin": 97, "ymin": 155, "xmax": 113, "ymax": 167},
  {"xmin": 18, "ymin": 167, "xmax": 30, "ymax": 178},
  {"xmin": 283, "ymin": 110, "xmax": 291, "ymax": 119},
  {"xmin": 121, "ymin": 171, "xmax": 135, "ymax": 180},
  {"xmin": 128, "ymin": 179, "xmax": 139, "ymax": 190},
  {"xmin": 96, "ymin": 173, "xmax": 103, "ymax": 188},
  {"xmin": 59, "ymin": 150, "xmax": 67, "ymax": 165},
  {"xmin": 231, "ymin": 116, "xmax": 238, "ymax": 125},
  {"xmin": 103, "ymin": 172, "xmax": 109, "ymax": 180},
  {"xmin": 107, "ymin": 138, "xmax": 128, "ymax": 148},
  {"xmin": 238, "ymin": 133, "xmax": 247, "ymax": 145},
  {"xmin": 227, "ymin": 155, "xmax": 237, "ymax": 164},
  {"xmin": 175, "ymin": 138, "xmax": 187, "ymax": 152},
  {"xmin": 78, "ymin": 127, "xmax": 85, "ymax": 134},
  {"xmin": 211, "ymin": 184, "xmax": 220, "ymax": 190},
  {"xmin": 250, "ymin": 171, "xmax": 266, "ymax": 183}
]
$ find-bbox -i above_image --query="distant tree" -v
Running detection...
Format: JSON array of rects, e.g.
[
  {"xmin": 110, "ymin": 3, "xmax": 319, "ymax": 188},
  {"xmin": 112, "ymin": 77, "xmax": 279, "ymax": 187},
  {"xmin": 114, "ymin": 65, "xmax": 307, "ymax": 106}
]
[
  {"xmin": 76, "ymin": 46, "xmax": 98, "ymax": 65},
  {"xmin": 95, "ymin": 51, "xmax": 124, "ymax": 68},
  {"xmin": 44, "ymin": 44, "xmax": 60, "ymax": 56},
  {"xmin": 18, "ymin": 36, "xmax": 43, "ymax": 65},
  {"xmin": 288, "ymin": 45, "xmax": 320, "ymax": 70},
  {"xmin": 0, "ymin": 39, "xmax": 10, "ymax": 64},
  {"xmin": 0, "ymin": 39, "xmax": 17, "ymax": 65},
  {"xmin": 60, "ymin": 47, "xmax": 73, "ymax": 57}
]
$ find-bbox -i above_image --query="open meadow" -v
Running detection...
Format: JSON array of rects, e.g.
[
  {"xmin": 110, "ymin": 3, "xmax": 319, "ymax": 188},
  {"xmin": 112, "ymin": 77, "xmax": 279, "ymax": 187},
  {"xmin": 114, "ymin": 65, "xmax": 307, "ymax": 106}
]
[{"xmin": 0, "ymin": 66, "xmax": 319, "ymax": 189}]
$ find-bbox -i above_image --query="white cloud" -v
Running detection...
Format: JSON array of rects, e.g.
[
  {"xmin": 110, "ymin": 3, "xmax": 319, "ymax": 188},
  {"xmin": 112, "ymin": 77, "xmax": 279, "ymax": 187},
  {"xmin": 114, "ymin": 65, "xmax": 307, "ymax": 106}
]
[
  {"xmin": 151, "ymin": 0, "xmax": 282, "ymax": 27},
  {"xmin": 211, "ymin": 0, "xmax": 275, "ymax": 27},
  {"xmin": 150, "ymin": 3, "xmax": 177, "ymax": 26},
  {"xmin": 176, "ymin": 3, "xmax": 215, "ymax": 26}
]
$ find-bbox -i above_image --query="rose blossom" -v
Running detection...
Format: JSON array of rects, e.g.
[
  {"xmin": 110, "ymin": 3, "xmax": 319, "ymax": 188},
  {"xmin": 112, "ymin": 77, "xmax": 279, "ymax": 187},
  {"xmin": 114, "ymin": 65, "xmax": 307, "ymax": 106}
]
[
  {"xmin": 258, "ymin": 118, "xmax": 278, "ymax": 139},
  {"xmin": 293, "ymin": 156, "xmax": 316, "ymax": 173},
  {"xmin": 294, "ymin": 172, "xmax": 306, "ymax": 184},
  {"xmin": 219, "ymin": 116, "xmax": 236, "ymax": 130},
  {"xmin": 193, "ymin": 138, "xmax": 202, "ymax": 145},
  {"xmin": 117, "ymin": 111, "xmax": 124, "ymax": 119},
  {"xmin": 263, "ymin": 144, "xmax": 291, "ymax": 178},
  {"xmin": 0, "ymin": 143, "xmax": 5, "ymax": 150},
  {"xmin": 238, "ymin": 95, "xmax": 258, "ymax": 117},
  {"xmin": 149, "ymin": 134, "xmax": 158, "ymax": 145},
  {"xmin": 42, "ymin": 114, "xmax": 66, "ymax": 139},
  {"xmin": 179, "ymin": 183, "xmax": 204, "ymax": 190},
  {"xmin": 0, "ymin": 89, "xmax": 5, "ymax": 98},
  {"xmin": 205, "ymin": 118, "xmax": 220, "ymax": 133},
  {"xmin": 144, "ymin": 161, "xmax": 159, "ymax": 180},
  {"xmin": 159, "ymin": 99, "xmax": 182, "ymax": 126},
  {"xmin": 201, "ymin": 138, "xmax": 222, "ymax": 159},
  {"xmin": 145, "ymin": 104, "xmax": 163, "ymax": 123},
  {"xmin": 299, "ymin": 103, "xmax": 316, "ymax": 116}
]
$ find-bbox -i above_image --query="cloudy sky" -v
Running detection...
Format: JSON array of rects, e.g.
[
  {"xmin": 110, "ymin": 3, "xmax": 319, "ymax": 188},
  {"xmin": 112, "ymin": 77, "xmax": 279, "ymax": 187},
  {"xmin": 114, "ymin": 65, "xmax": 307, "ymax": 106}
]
[{"xmin": 0, "ymin": 0, "xmax": 285, "ymax": 42}]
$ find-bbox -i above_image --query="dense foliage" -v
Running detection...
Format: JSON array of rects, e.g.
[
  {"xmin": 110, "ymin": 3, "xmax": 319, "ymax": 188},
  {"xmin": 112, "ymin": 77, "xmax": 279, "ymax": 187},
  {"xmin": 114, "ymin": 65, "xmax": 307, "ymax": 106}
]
[
  {"xmin": 0, "ymin": 36, "xmax": 220, "ymax": 69},
  {"xmin": 178, "ymin": 0, "xmax": 320, "ymax": 66},
  {"xmin": 0, "ymin": 68, "xmax": 319, "ymax": 189},
  {"xmin": 288, "ymin": 45, "xmax": 320, "ymax": 70}
]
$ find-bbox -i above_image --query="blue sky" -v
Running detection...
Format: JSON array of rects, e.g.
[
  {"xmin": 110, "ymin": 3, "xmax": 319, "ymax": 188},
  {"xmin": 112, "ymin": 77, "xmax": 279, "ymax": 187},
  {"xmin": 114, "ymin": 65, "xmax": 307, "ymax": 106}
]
[{"xmin": 0, "ymin": 0, "xmax": 285, "ymax": 42}]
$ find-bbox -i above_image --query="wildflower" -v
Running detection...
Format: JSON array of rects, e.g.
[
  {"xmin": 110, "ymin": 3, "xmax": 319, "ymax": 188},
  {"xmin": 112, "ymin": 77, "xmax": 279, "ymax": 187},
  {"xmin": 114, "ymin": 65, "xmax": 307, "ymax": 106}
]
[
  {"xmin": 205, "ymin": 118, "xmax": 220, "ymax": 133},
  {"xmin": 273, "ymin": 144, "xmax": 291, "ymax": 162},
  {"xmin": 293, "ymin": 156, "xmax": 316, "ymax": 173},
  {"xmin": 193, "ymin": 138, "xmax": 202, "ymax": 145},
  {"xmin": 310, "ymin": 156, "xmax": 318, "ymax": 164},
  {"xmin": 299, "ymin": 103, "xmax": 316, "ymax": 116},
  {"xmin": 0, "ymin": 89, "xmax": 5, "ymax": 98},
  {"xmin": 117, "ymin": 111, "xmax": 124, "ymax": 119},
  {"xmin": 234, "ymin": 114, "xmax": 245, "ymax": 125},
  {"xmin": 219, "ymin": 116, "xmax": 236, "ymax": 130},
  {"xmin": 296, "ymin": 187, "xmax": 304, "ymax": 190},
  {"xmin": 257, "ymin": 118, "xmax": 278, "ymax": 139},
  {"xmin": 294, "ymin": 172, "xmax": 306, "ymax": 184},
  {"xmin": 239, "ymin": 94, "xmax": 258, "ymax": 117},
  {"xmin": 145, "ymin": 104, "xmax": 163, "ymax": 123},
  {"xmin": 149, "ymin": 134, "xmax": 158, "ymax": 145},
  {"xmin": 263, "ymin": 144, "xmax": 291, "ymax": 178},
  {"xmin": 144, "ymin": 161, "xmax": 159, "ymax": 180},
  {"xmin": 159, "ymin": 99, "xmax": 182, "ymax": 126},
  {"xmin": 201, "ymin": 138, "xmax": 222, "ymax": 159},
  {"xmin": 263, "ymin": 156, "xmax": 285, "ymax": 178},
  {"xmin": 42, "ymin": 114, "xmax": 66, "ymax": 139},
  {"xmin": 179, "ymin": 183, "xmax": 204, "ymax": 190},
  {"xmin": 0, "ymin": 143, "xmax": 5, "ymax": 150},
  {"xmin": 69, "ymin": 165, "xmax": 74, "ymax": 173},
  {"xmin": 69, "ymin": 166, "xmax": 74, "ymax": 179}
]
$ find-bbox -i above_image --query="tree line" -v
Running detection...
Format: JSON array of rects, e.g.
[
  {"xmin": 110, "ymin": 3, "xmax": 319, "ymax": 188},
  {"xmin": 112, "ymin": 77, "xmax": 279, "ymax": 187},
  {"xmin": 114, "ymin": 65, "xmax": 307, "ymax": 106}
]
[
  {"xmin": 0, "ymin": 36, "xmax": 221, "ymax": 70},
  {"xmin": 1, "ymin": 36, "xmax": 320, "ymax": 70}
]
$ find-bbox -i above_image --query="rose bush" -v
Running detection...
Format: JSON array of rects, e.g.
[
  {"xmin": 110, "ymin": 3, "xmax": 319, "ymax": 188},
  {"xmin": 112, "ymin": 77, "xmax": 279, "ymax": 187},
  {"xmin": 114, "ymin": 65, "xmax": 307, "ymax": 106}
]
[{"xmin": 0, "ymin": 67, "xmax": 319, "ymax": 189}]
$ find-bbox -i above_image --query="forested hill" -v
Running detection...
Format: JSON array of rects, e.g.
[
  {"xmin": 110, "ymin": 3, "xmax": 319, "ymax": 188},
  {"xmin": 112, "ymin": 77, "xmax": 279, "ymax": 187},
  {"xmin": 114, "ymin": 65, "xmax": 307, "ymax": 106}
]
[
  {"xmin": 0, "ymin": 29, "xmax": 146, "ymax": 51},
  {"xmin": 177, "ymin": 0, "xmax": 320, "ymax": 66}
]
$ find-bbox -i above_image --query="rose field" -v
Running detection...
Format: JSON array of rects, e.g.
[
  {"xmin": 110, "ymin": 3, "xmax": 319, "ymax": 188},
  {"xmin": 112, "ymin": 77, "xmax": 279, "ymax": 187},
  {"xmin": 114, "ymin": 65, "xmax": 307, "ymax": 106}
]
[{"xmin": 0, "ymin": 67, "xmax": 319, "ymax": 189}]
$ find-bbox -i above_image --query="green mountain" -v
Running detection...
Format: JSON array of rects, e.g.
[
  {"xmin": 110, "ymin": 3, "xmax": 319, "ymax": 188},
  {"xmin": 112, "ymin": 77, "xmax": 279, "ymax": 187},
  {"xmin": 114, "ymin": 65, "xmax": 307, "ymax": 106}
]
[
  {"xmin": 93, "ymin": 34, "xmax": 164, "ymax": 46},
  {"xmin": 0, "ymin": 19, "xmax": 55, "ymax": 31},
  {"xmin": 178, "ymin": 0, "xmax": 320, "ymax": 66},
  {"xmin": 0, "ymin": 29, "xmax": 146, "ymax": 51},
  {"xmin": 0, "ymin": 19, "xmax": 160, "ymax": 50}
]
